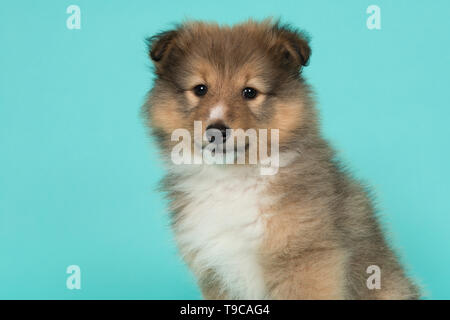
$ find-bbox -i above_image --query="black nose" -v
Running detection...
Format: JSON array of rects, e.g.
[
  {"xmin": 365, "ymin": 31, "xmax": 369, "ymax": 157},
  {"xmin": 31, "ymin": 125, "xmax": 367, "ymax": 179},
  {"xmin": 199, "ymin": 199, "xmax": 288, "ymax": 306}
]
[{"xmin": 206, "ymin": 123, "xmax": 230, "ymax": 144}]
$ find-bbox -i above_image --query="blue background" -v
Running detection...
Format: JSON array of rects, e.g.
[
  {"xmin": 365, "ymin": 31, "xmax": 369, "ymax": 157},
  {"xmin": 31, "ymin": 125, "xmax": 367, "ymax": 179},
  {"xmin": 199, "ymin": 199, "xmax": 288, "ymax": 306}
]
[{"xmin": 0, "ymin": 0, "xmax": 449, "ymax": 299}]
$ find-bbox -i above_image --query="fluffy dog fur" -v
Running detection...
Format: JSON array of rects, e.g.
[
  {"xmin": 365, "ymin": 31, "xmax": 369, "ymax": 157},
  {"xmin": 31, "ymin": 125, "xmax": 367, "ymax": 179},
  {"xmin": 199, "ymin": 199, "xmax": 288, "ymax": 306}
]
[{"xmin": 143, "ymin": 19, "xmax": 420, "ymax": 299}]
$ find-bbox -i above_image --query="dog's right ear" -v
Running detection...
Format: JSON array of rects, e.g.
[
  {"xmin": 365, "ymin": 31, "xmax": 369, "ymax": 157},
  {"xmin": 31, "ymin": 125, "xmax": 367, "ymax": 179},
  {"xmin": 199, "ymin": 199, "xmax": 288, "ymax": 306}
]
[{"xmin": 146, "ymin": 29, "xmax": 178, "ymax": 65}]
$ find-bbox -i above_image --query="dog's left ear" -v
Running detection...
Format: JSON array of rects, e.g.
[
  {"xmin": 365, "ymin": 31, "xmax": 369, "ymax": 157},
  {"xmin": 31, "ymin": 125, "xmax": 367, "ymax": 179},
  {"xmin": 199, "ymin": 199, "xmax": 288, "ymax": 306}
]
[{"xmin": 272, "ymin": 23, "xmax": 311, "ymax": 72}]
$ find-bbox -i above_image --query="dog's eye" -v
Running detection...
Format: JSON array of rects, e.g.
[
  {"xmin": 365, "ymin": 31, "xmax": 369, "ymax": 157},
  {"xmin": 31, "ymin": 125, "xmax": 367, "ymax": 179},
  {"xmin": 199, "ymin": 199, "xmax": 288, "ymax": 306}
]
[
  {"xmin": 242, "ymin": 87, "xmax": 258, "ymax": 99},
  {"xmin": 193, "ymin": 84, "xmax": 208, "ymax": 97}
]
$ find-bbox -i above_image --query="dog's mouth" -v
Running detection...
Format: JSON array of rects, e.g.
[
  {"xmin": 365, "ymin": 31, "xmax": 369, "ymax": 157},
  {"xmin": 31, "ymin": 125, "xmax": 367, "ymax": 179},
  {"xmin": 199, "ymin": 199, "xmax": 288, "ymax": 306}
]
[
  {"xmin": 202, "ymin": 142, "xmax": 249, "ymax": 153},
  {"xmin": 194, "ymin": 140, "xmax": 250, "ymax": 156},
  {"xmin": 212, "ymin": 143, "xmax": 249, "ymax": 155}
]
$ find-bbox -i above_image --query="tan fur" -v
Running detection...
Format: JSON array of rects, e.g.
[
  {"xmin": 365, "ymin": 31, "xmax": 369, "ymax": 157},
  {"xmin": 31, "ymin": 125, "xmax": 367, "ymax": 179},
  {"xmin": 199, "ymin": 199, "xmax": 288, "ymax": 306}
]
[{"xmin": 143, "ymin": 19, "xmax": 420, "ymax": 300}]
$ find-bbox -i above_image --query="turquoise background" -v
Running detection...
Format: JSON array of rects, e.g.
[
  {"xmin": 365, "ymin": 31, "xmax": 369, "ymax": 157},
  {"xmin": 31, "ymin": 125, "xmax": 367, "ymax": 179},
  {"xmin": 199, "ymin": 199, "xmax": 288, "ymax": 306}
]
[{"xmin": 0, "ymin": 0, "xmax": 449, "ymax": 299}]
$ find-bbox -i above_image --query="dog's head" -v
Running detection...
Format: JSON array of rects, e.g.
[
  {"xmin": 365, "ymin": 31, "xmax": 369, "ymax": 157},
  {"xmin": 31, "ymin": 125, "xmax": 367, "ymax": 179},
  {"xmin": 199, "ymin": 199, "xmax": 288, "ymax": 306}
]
[{"xmin": 145, "ymin": 19, "xmax": 314, "ymax": 162}]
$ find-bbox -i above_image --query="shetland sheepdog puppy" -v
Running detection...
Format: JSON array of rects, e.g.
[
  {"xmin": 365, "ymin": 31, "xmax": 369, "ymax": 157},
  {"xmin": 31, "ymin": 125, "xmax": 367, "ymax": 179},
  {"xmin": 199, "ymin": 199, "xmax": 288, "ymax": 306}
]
[{"xmin": 143, "ymin": 19, "xmax": 420, "ymax": 299}]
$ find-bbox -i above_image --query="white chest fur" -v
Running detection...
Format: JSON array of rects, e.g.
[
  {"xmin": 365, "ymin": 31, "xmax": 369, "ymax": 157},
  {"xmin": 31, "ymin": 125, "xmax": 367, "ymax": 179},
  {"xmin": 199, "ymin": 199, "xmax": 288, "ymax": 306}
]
[{"xmin": 171, "ymin": 165, "xmax": 272, "ymax": 299}]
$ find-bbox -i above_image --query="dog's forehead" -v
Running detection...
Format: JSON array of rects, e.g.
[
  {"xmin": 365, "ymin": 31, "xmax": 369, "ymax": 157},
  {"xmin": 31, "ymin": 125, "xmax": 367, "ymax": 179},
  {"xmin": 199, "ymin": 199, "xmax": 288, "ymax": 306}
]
[
  {"xmin": 176, "ymin": 27, "xmax": 273, "ymax": 79},
  {"xmin": 183, "ymin": 26, "xmax": 269, "ymax": 60}
]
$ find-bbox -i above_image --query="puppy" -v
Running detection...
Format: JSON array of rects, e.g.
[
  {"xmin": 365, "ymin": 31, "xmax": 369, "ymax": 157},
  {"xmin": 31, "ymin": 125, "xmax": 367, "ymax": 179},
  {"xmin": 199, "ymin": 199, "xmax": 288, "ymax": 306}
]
[{"xmin": 143, "ymin": 19, "xmax": 420, "ymax": 299}]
